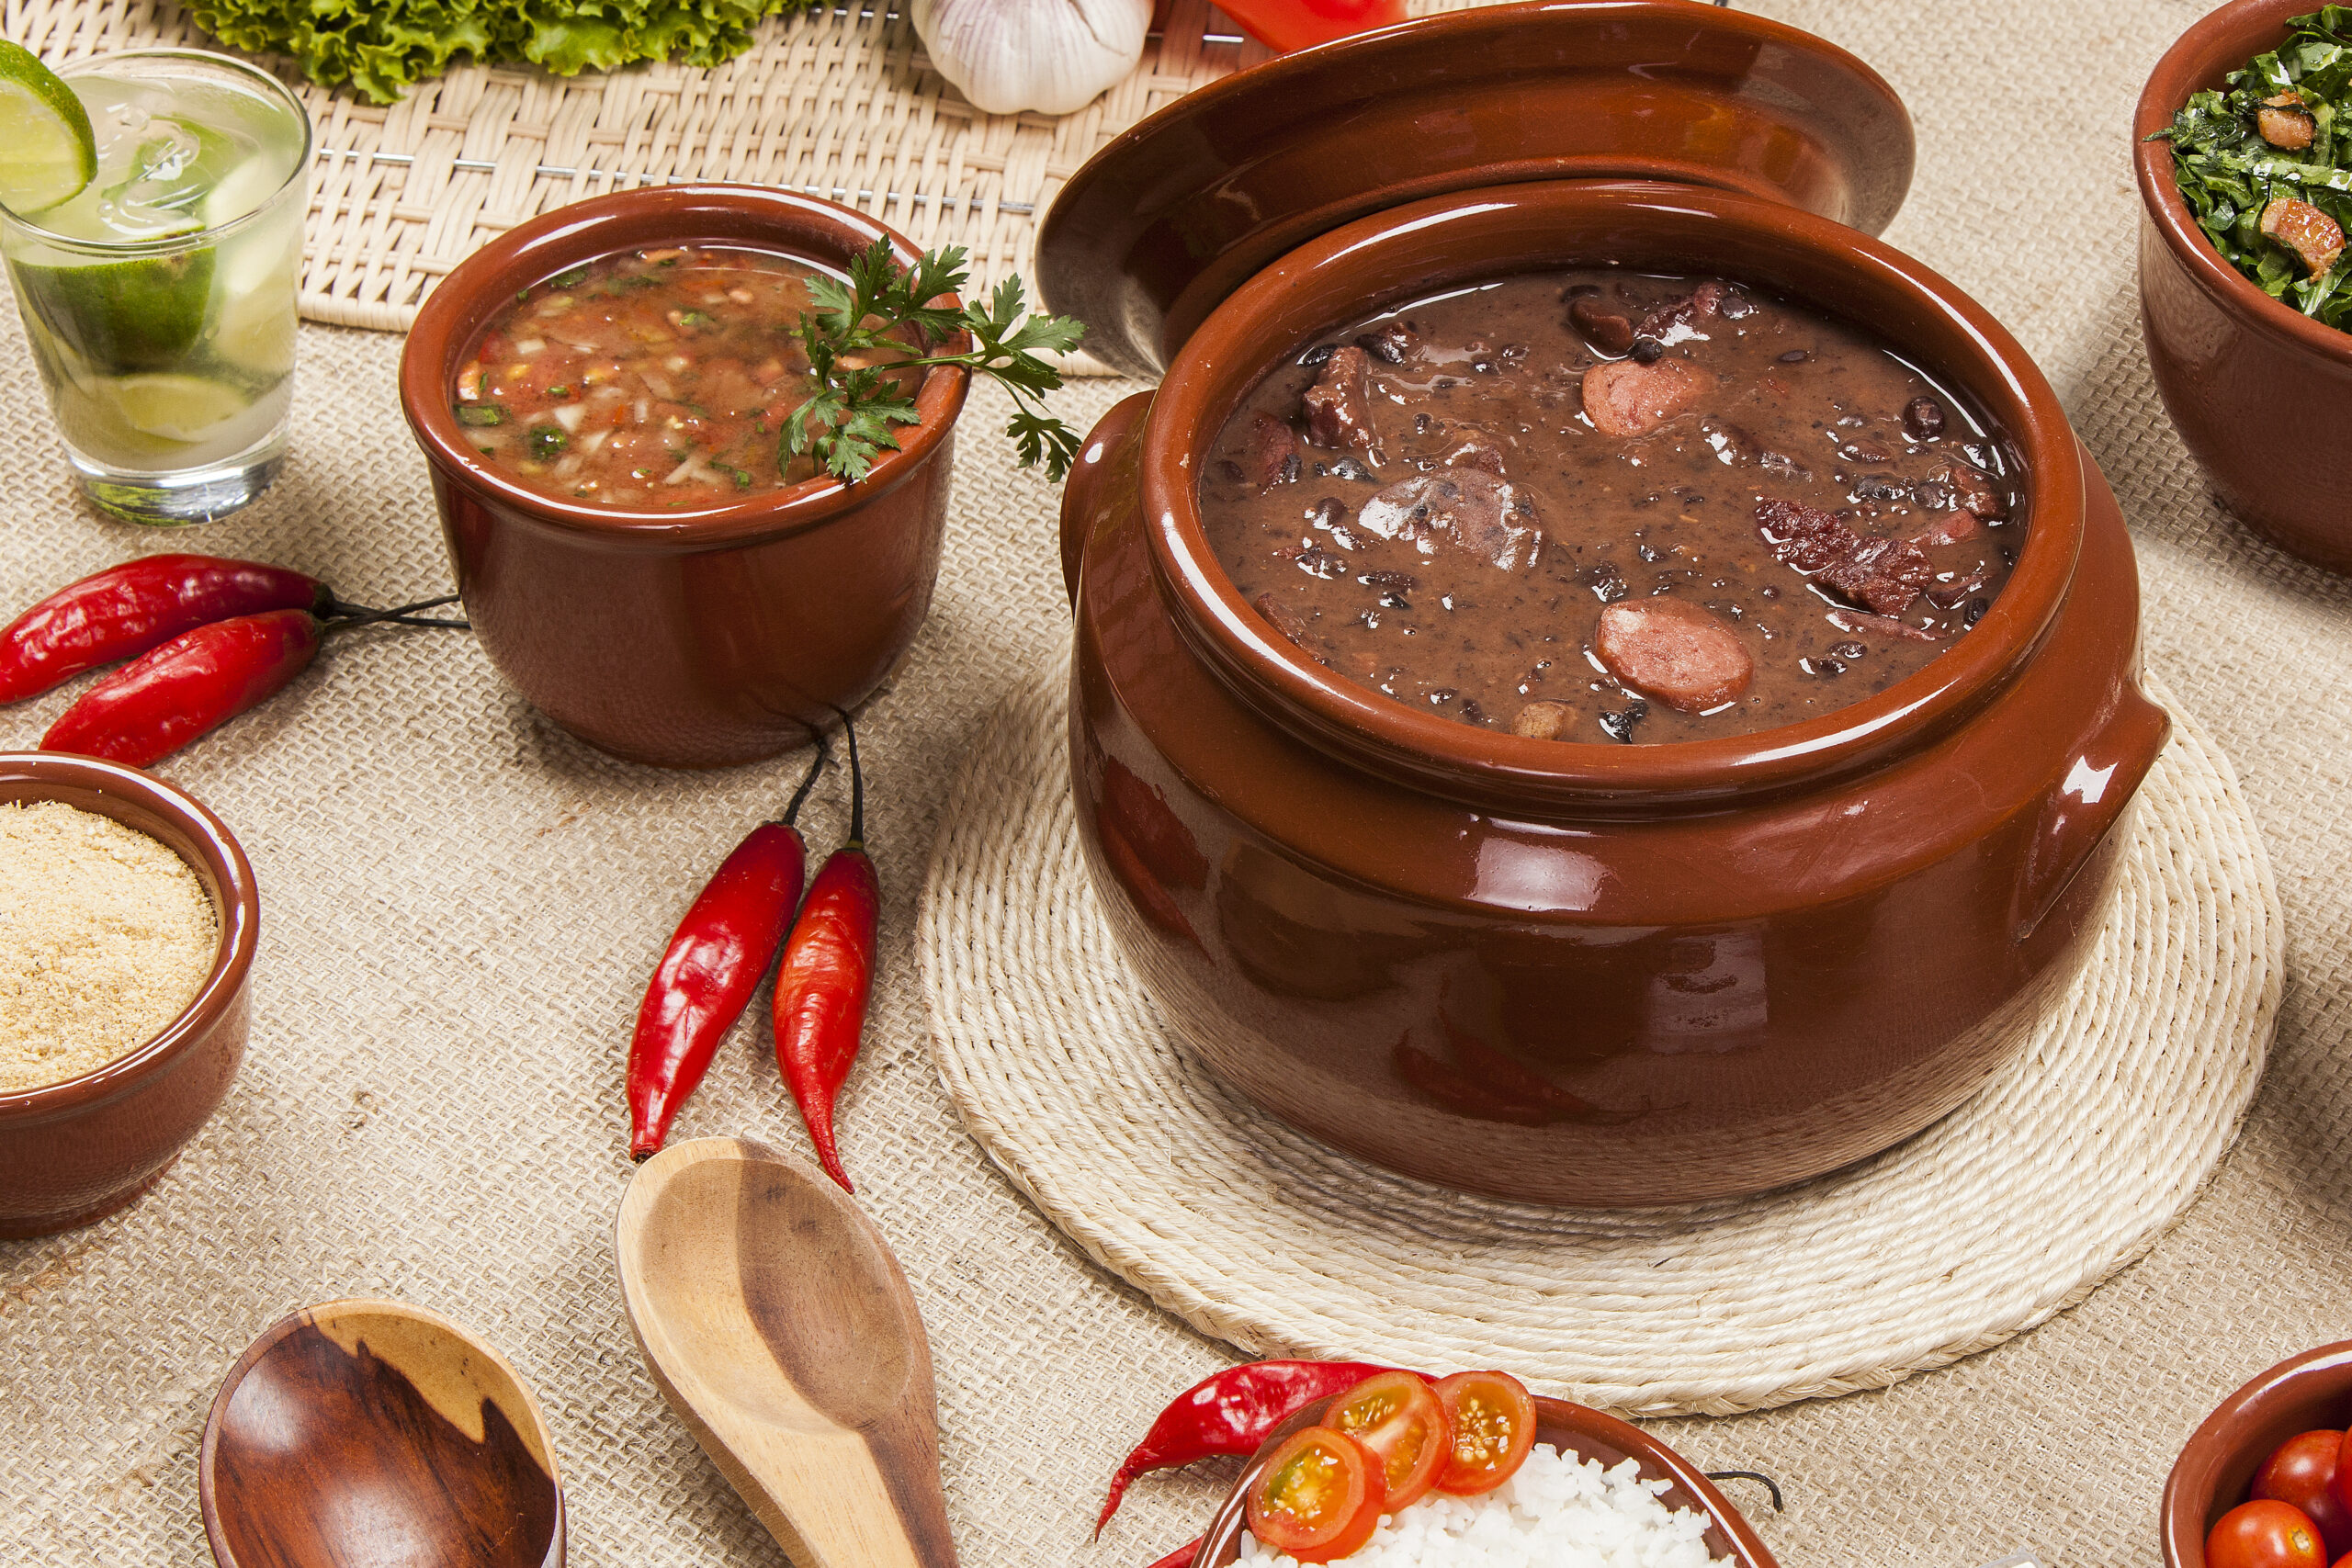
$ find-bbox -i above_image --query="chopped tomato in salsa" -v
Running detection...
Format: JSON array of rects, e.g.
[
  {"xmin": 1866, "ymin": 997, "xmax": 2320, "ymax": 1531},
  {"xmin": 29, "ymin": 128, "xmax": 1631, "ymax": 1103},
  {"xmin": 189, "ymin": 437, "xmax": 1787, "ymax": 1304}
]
[{"xmin": 453, "ymin": 245, "xmax": 912, "ymax": 510}]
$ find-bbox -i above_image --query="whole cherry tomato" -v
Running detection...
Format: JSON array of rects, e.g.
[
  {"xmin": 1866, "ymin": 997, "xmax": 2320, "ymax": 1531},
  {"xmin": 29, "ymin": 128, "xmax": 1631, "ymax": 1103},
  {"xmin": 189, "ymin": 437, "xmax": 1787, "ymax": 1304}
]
[
  {"xmin": 1329, "ymin": 1370, "xmax": 1451, "ymax": 1512},
  {"xmin": 2256, "ymin": 1431, "xmax": 2352, "ymax": 1557},
  {"xmin": 2209, "ymin": 1500, "xmax": 2328, "ymax": 1568},
  {"xmin": 1432, "ymin": 1370, "xmax": 1538, "ymax": 1496},
  {"xmin": 1245, "ymin": 1426, "xmax": 1386, "ymax": 1564}
]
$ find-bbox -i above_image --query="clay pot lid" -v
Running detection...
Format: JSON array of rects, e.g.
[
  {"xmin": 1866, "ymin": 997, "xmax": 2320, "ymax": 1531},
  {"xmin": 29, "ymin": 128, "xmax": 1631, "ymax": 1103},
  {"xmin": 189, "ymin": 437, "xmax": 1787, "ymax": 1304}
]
[{"xmin": 1037, "ymin": 0, "xmax": 1915, "ymax": 377}]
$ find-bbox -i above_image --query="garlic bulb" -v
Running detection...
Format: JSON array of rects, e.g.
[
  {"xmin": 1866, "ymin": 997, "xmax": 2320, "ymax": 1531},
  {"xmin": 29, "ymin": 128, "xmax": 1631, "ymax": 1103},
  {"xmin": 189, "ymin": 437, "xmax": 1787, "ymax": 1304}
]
[{"xmin": 912, "ymin": 0, "xmax": 1151, "ymax": 117}]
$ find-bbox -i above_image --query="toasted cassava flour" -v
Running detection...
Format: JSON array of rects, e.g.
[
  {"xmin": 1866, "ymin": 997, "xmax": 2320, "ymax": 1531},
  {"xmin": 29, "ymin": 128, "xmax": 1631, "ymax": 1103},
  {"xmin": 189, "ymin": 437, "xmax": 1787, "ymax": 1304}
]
[{"xmin": 0, "ymin": 800, "xmax": 217, "ymax": 1092}]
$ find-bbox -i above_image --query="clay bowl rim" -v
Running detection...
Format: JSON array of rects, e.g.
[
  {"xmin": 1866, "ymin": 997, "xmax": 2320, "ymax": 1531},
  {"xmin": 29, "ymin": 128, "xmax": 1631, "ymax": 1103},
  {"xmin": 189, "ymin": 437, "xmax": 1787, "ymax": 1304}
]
[
  {"xmin": 1190, "ymin": 1391, "xmax": 1778, "ymax": 1568},
  {"xmin": 198, "ymin": 1297, "xmax": 567, "ymax": 1568},
  {"xmin": 2159, "ymin": 1340, "xmax": 2352, "ymax": 1568},
  {"xmin": 2132, "ymin": 0, "xmax": 2352, "ymax": 371},
  {"xmin": 1037, "ymin": 0, "xmax": 1916, "ymax": 378},
  {"xmin": 0, "ymin": 751, "xmax": 257, "ymax": 1122},
  {"xmin": 400, "ymin": 182, "xmax": 972, "ymax": 552},
  {"xmin": 1144, "ymin": 179, "xmax": 2083, "ymax": 814}
]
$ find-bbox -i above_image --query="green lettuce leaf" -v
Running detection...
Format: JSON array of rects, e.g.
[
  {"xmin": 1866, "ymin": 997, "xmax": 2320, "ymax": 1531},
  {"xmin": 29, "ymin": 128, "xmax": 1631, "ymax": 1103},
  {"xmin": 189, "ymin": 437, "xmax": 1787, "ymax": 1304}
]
[{"xmin": 187, "ymin": 0, "xmax": 816, "ymax": 104}]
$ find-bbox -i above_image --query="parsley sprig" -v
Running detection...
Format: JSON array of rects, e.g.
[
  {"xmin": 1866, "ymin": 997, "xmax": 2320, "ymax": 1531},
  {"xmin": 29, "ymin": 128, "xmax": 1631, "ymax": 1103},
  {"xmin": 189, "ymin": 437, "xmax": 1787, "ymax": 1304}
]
[{"xmin": 785, "ymin": 241, "xmax": 1088, "ymax": 483}]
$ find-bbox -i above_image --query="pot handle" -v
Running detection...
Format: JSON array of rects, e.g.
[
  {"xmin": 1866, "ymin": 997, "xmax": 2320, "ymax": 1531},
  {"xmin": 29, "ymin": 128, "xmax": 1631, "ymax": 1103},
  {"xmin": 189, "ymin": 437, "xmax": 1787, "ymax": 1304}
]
[
  {"xmin": 2015, "ymin": 678, "xmax": 2173, "ymax": 942},
  {"xmin": 1061, "ymin": 390, "xmax": 1155, "ymax": 604}
]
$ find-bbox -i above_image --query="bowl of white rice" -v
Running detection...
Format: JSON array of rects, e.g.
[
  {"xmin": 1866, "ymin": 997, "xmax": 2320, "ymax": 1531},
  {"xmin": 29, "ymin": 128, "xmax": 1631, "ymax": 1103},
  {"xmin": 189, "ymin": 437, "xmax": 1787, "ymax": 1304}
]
[{"xmin": 1195, "ymin": 1393, "xmax": 1775, "ymax": 1568}]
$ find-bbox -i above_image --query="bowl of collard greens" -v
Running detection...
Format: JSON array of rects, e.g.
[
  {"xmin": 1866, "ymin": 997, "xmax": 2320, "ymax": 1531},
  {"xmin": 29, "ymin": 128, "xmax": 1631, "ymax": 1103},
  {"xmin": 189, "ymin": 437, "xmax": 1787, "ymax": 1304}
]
[{"xmin": 2136, "ymin": 0, "xmax": 2352, "ymax": 575}]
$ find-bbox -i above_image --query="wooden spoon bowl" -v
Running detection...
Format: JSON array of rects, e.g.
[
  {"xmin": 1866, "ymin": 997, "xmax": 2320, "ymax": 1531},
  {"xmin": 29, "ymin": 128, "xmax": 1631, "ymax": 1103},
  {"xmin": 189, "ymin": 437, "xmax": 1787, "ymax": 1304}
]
[
  {"xmin": 199, "ymin": 1299, "xmax": 564, "ymax": 1568},
  {"xmin": 616, "ymin": 1136, "xmax": 956, "ymax": 1568}
]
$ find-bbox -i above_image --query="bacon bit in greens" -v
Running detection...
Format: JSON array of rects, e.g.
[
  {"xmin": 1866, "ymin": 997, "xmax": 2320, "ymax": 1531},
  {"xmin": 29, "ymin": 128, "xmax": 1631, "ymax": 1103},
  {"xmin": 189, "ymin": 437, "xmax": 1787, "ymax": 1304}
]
[
  {"xmin": 2154, "ymin": 6, "xmax": 2352, "ymax": 327},
  {"xmin": 790, "ymin": 240, "xmax": 1087, "ymax": 483}
]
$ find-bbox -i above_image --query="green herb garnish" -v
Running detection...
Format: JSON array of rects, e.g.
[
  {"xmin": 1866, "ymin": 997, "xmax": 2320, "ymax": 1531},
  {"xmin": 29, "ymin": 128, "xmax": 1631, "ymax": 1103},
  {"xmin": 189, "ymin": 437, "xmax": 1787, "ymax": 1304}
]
[
  {"xmin": 785, "ymin": 241, "xmax": 1087, "ymax": 484},
  {"xmin": 527, "ymin": 425, "xmax": 568, "ymax": 460},
  {"xmin": 456, "ymin": 403, "xmax": 507, "ymax": 427},
  {"xmin": 2154, "ymin": 6, "xmax": 2352, "ymax": 327}
]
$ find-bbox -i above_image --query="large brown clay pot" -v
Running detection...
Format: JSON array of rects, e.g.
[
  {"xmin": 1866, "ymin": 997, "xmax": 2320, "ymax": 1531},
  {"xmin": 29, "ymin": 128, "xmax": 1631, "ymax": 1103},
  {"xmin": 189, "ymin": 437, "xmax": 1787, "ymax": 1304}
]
[
  {"xmin": 401, "ymin": 186, "xmax": 969, "ymax": 769},
  {"xmin": 2134, "ymin": 0, "xmax": 2352, "ymax": 577},
  {"xmin": 1060, "ymin": 182, "xmax": 2169, "ymax": 1206}
]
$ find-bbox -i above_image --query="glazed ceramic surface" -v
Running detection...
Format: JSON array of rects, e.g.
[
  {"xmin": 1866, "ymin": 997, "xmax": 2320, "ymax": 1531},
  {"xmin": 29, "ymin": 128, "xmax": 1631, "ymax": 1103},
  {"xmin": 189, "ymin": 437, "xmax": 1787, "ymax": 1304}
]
[
  {"xmin": 1039, "ymin": 0, "xmax": 1913, "ymax": 376},
  {"xmin": 0, "ymin": 753, "xmax": 255, "ymax": 1236},
  {"xmin": 2136, "ymin": 0, "xmax": 2352, "ymax": 575},
  {"xmin": 1061, "ymin": 183, "xmax": 2167, "ymax": 1206},
  {"xmin": 1190, "ymin": 1393, "xmax": 1778, "ymax": 1568},
  {"xmin": 401, "ymin": 186, "xmax": 969, "ymax": 769},
  {"xmin": 2161, "ymin": 1342, "xmax": 2352, "ymax": 1568}
]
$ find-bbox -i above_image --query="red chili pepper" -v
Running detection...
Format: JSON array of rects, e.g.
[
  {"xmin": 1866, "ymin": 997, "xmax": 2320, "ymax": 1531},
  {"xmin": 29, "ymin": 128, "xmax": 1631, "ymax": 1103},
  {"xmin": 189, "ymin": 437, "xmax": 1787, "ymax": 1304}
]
[
  {"xmin": 1095, "ymin": 1360, "xmax": 1400, "ymax": 1537},
  {"xmin": 40, "ymin": 595, "xmax": 466, "ymax": 768},
  {"xmin": 1143, "ymin": 1538, "xmax": 1203, "ymax": 1568},
  {"xmin": 0, "ymin": 554, "xmax": 328, "ymax": 705},
  {"xmin": 628, "ymin": 740, "xmax": 830, "ymax": 1161},
  {"xmin": 1213, "ymin": 0, "xmax": 1405, "ymax": 53},
  {"xmin": 774, "ymin": 710, "xmax": 880, "ymax": 1193}
]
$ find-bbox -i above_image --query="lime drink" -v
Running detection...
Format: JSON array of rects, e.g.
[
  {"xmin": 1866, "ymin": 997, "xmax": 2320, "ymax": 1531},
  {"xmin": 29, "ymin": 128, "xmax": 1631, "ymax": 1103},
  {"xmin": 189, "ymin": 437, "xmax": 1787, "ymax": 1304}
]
[{"xmin": 0, "ymin": 50, "xmax": 309, "ymax": 525}]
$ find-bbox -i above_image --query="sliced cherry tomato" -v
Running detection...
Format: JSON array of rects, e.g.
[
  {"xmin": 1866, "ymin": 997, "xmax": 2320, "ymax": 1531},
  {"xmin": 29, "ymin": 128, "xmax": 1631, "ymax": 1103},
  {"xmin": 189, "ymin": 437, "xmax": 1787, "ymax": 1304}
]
[
  {"xmin": 1329, "ymin": 1370, "xmax": 1451, "ymax": 1511},
  {"xmin": 1245, "ymin": 1425, "xmax": 1387, "ymax": 1564},
  {"xmin": 2256, "ymin": 1431, "xmax": 2352, "ymax": 1557},
  {"xmin": 1432, "ymin": 1370, "xmax": 1537, "ymax": 1496},
  {"xmin": 2209, "ymin": 1500, "xmax": 2328, "ymax": 1568}
]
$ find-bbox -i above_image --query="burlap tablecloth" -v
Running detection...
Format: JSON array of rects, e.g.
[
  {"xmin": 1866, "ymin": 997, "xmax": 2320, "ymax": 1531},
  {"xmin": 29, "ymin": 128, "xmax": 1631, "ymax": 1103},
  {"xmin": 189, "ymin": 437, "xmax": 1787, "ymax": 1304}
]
[{"xmin": 1, "ymin": 1, "xmax": 2346, "ymax": 1564}]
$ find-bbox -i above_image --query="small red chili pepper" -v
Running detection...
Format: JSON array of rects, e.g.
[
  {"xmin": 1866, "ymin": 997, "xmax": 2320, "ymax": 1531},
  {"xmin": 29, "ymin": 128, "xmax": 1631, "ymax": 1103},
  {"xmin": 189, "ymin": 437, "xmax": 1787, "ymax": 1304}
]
[
  {"xmin": 628, "ymin": 739, "xmax": 831, "ymax": 1161},
  {"xmin": 40, "ymin": 596, "xmax": 465, "ymax": 768},
  {"xmin": 1142, "ymin": 1538, "xmax": 1203, "ymax": 1568},
  {"xmin": 0, "ymin": 553, "xmax": 329, "ymax": 705},
  {"xmin": 1095, "ymin": 1359, "xmax": 1401, "ymax": 1536},
  {"xmin": 1213, "ymin": 0, "xmax": 1406, "ymax": 53},
  {"xmin": 773, "ymin": 710, "xmax": 880, "ymax": 1193}
]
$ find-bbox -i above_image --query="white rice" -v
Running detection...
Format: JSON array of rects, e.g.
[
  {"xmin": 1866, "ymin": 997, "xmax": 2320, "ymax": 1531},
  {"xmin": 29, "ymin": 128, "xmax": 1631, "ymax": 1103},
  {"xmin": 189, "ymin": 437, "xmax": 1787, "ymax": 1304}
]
[{"xmin": 1236, "ymin": 1444, "xmax": 1732, "ymax": 1568}]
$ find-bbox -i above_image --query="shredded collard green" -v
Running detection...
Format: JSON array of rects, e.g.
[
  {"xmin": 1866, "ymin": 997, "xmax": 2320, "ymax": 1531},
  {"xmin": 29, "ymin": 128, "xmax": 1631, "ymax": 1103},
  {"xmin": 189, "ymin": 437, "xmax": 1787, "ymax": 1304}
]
[{"xmin": 2154, "ymin": 6, "xmax": 2352, "ymax": 327}]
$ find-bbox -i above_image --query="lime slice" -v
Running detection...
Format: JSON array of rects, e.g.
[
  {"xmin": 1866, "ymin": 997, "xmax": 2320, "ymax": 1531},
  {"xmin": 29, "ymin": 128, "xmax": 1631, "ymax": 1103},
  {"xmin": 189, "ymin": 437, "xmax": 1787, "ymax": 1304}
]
[
  {"xmin": 94, "ymin": 372, "xmax": 250, "ymax": 442},
  {"xmin": 13, "ymin": 246, "xmax": 216, "ymax": 372},
  {"xmin": 0, "ymin": 41, "xmax": 95, "ymax": 216}
]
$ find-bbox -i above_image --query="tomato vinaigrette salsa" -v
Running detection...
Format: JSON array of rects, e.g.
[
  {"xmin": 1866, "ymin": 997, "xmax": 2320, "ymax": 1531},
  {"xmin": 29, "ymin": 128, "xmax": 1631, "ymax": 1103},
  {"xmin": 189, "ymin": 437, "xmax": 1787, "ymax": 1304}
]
[{"xmin": 451, "ymin": 245, "xmax": 912, "ymax": 510}]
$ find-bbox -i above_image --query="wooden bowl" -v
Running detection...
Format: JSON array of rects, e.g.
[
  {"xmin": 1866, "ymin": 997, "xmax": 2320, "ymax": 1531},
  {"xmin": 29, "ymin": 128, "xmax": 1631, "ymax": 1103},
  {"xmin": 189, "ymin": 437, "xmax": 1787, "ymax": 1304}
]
[
  {"xmin": 2134, "ymin": 0, "xmax": 2352, "ymax": 575},
  {"xmin": 2161, "ymin": 1342, "xmax": 2352, "ymax": 1568},
  {"xmin": 1193, "ymin": 1392, "xmax": 1778, "ymax": 1567},
  {"xmin": 0, "ymin": 752, "xmax": 256, "ymax": 1236},
  {"xmin": 200, "ymin": 1299, "xmax": 565, "ymax": 1568}
]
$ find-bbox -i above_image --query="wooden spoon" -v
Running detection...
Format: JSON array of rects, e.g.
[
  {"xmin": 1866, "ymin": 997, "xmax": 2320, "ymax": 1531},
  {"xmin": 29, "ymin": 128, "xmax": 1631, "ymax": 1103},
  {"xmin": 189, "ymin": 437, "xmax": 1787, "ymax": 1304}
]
[
  {"xmin": 616, "ymin": 1136, "xmax": 956, "ymax": 1568},
  {"xmin": 199, "ymin": 1298, "xmax": 564, "ymax": 1568}
]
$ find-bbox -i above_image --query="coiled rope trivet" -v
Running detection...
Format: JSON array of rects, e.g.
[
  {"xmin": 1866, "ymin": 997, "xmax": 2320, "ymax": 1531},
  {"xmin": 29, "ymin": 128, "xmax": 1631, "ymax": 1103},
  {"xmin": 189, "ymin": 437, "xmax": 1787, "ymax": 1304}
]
[{"xmin": 917, "ymin": 653, "xmax": 2281, "ymax": 1416}]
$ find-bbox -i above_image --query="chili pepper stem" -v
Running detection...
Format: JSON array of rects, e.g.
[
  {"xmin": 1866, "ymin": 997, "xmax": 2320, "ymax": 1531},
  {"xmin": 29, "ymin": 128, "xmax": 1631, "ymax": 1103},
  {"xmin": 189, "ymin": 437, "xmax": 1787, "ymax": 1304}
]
[
  {"xmin": 322, "ymin": 593, "xmax": 467, "ymax": 633},
  {"xmin": 842, "ymin": 706, "xmax": 865, "ymax": 850},
  {"xmin": 777, "ymin": 732, "xmax": 831, "ymax": 827}
]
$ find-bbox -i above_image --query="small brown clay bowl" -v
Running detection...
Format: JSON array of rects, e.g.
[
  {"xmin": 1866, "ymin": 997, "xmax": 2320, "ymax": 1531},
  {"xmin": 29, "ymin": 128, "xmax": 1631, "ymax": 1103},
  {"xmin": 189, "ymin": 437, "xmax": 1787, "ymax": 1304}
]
[
  {"xmin": 0, "ymin": 753, "xmax": 255, "ymax": 1237},
  {"xmin": 1192, "ymin": 1392, "xmax": 1777, "ymax": 1567},
  {"xmin": 2135, "ymin": 0, "xmax": 2352, "ymax": 575},
  {"xmin": 201, "ymin": 1299, "xmax": 565, "ymax": 1568},
  {"xmin": 2161, "ymin": 1342, "xmax": 2352, "ymax": 1568},
  {"xmin": 401, "ymin": 185, "xmax": 971, "ymax": 769}
]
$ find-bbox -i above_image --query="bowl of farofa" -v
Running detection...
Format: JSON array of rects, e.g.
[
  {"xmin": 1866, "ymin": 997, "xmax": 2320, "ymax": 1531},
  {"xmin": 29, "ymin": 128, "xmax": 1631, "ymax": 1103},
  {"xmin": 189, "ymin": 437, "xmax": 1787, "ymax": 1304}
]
[{"xmin": 0, "ymin": 753, "xmax": 257, "ymax": 1236}]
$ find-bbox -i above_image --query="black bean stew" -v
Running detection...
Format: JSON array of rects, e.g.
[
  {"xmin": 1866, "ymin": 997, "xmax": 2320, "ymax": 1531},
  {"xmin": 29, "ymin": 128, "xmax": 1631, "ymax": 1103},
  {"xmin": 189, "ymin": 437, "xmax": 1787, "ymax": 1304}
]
[{"xmin": 1199, "ymin": 270, "xmax": 2022, "ymax": 744}]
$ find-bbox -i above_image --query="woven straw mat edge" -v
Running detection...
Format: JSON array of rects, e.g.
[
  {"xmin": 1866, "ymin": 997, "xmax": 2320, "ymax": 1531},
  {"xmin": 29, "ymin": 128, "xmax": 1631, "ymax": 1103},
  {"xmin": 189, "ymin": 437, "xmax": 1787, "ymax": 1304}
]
[
  {"xmin": 916, "ymin": 657, "xmax": 2283, "ymax": 1418},
  {"xmin": 9, "ymin": 0, "xmax": 1274, "ymax": 343}
]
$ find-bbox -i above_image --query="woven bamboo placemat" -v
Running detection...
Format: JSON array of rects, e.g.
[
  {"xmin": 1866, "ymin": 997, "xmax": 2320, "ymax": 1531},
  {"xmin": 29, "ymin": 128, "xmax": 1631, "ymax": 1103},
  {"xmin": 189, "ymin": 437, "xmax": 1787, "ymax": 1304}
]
[
  {"xmin": 918, "ymin": 663, "xmax": 2284, "ymax": 1417},
  {"xmin": 9, "ymin": 0, "xmax": 1276, "ymax": 334}
]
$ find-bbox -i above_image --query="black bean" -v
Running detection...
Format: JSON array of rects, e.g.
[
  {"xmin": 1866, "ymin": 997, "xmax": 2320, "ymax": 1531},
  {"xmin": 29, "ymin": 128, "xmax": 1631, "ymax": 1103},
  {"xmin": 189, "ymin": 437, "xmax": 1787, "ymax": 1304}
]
[
  {"xmin": 1630, "ymin": 337, "xmax": 1666, "ymax": 364},
  {"xmin": 1902, "ymin": 396, "xmax": 1947, "ymax": 441},
  {"xmin": 1852, "ymin": 476, "xmax": 1909, "ymax": 502},
  {"xmin": 1913, "ymin": 479, "xmax": 1955, "ymax": 513},
  {"xmin": 1777, "ymin": 348, "xmax": 1811, "ymax": 363},
  {"xmin": 1803, "ymin": 656, "xmax": 1847, "ymax": 677},
  {"xmin": 1964, "ymin": 596, "xmax": 1991, "ymax": 627},
  {"xmin": 1305, "ymin": 497, "xmax": 1345, "ymax": 528},
  {"xmin": 1324, "ymin": 457, "xmax": 1374, "ymax": 482},
  {"xmin": 1598, "ymin": 698, "xmax": 1649, "ymax": 742},
  {"xmin": 1829, "ymin": 640, "xmax": 1867, "ymax": 660},
  {"xmin": 1297, "ymin": 344, "xmax": 1336, "ymax": 367}
]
